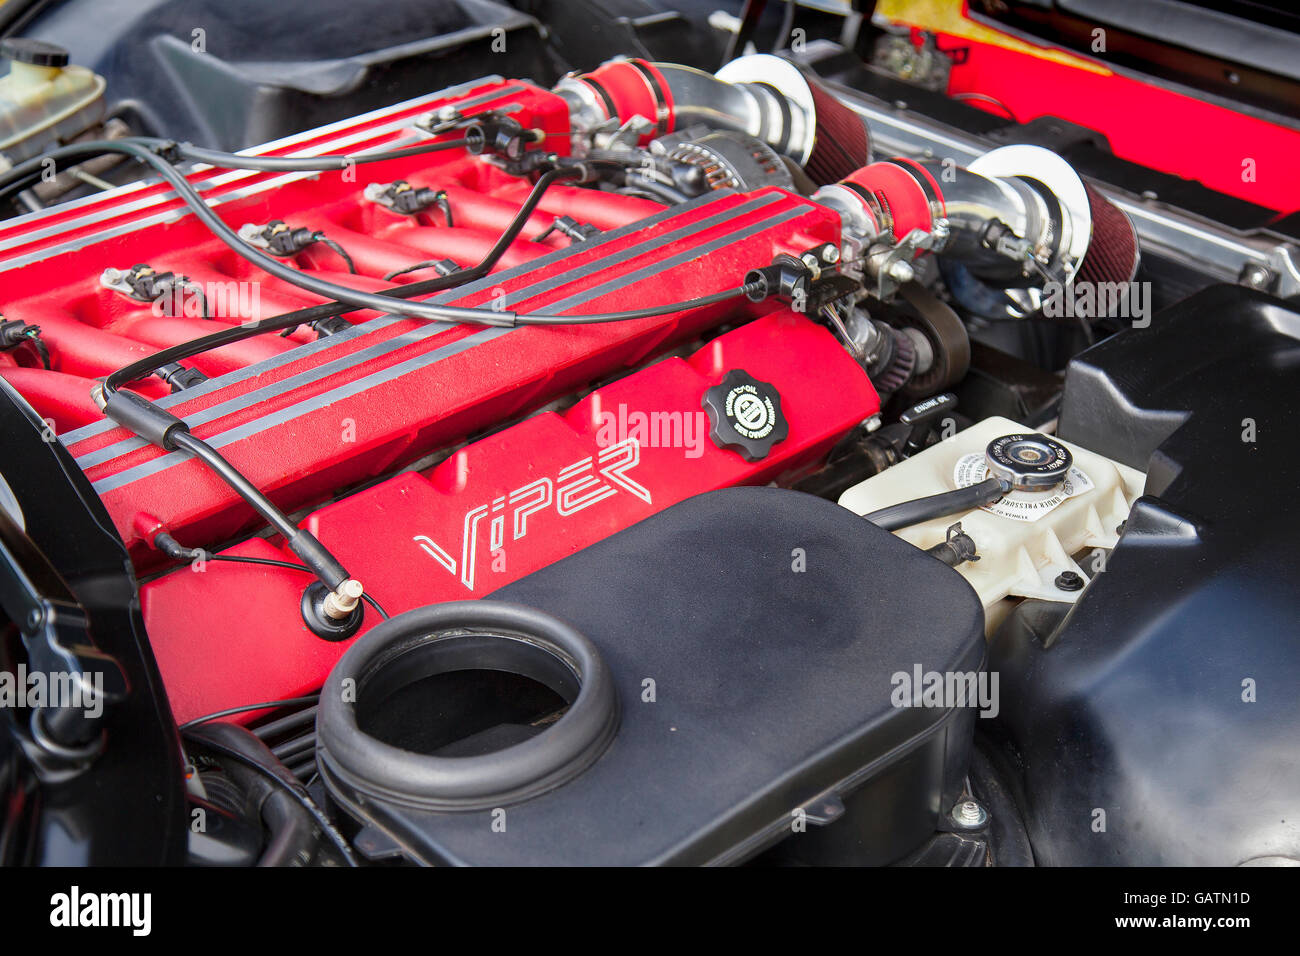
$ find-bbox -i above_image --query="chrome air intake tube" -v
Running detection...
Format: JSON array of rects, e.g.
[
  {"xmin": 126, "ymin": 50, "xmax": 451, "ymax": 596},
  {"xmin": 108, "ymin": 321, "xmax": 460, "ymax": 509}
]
[
  {"xmin": 554, "ymin": 54, "xmax": 870, "ymax": 184},
  {"xmin": 814, "ymin": 145, "xmax": 1139, "ymax": 316}
]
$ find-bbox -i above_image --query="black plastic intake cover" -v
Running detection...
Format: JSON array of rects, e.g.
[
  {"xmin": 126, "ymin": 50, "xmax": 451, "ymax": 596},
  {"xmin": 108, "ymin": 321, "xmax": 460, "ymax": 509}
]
[{"xmin": 328, "ymin": 487, "xmax": 985, "ymax": 866}]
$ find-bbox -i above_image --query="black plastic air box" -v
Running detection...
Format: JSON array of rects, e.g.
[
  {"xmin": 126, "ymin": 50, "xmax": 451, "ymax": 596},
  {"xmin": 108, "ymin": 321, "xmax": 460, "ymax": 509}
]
[{"xmin": 317, "ymin": 487, "xmax": 985, "ymax": 865}]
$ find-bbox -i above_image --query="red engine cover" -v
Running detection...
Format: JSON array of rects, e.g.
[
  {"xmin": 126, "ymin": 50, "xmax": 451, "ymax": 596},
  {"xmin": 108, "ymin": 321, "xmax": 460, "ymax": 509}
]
[
  {"xmin": 0, "ymin": 75, "xmax": 878, "ymax": 723},
  {"xmin": 142, "ymin": 310, "xmax": 877, "ymax": 723},
  {"xmin": 60, "ymin": 181, "xmax": 834, "ymax": 562}
]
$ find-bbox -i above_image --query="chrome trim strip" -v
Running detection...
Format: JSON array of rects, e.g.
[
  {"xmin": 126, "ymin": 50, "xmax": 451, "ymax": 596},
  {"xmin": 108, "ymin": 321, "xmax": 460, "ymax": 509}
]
[
  {"xmin": 542, "ymin": 204, "xmax": 812, "ymax": 312},
  {"xmin": 70, "ymin": 192, "xmax": 737, "ymax": 463},
  {"xmin": 60, "ymin": 316, "xmax": 400, "ymax": 446},
  {"xmin": 435, "ymin": 191, "xmax": 779, "ymax": 309},
  {"xmin": 90, "ymin": 326, "xmax": 512, "ymax": 494},
  {"xmin": 89, "ymin": 202, "xmax": 802, "ymax": 493}
]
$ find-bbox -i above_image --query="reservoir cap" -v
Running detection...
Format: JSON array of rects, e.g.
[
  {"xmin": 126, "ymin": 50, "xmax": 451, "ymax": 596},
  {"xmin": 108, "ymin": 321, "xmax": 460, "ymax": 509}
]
[
  {"xmin": 985, "ymin": 432, "xmax": 1072, "ymax": 491},
  {"xmin": 2, "ymin": 38, "xmax": 70, "ymax": 68}
]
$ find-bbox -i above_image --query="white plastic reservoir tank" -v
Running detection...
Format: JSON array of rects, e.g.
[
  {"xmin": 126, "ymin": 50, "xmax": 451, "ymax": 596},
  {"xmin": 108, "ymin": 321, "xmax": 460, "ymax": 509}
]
[{"xmin": 839, "ymin": 416, "xmax": 1146, "ymax": 633}]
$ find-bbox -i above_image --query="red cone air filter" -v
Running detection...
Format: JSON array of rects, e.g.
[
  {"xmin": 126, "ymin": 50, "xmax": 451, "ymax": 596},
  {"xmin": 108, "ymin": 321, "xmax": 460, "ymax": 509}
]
[
  {"xmin": 1076, "ymin": 184, "xmax": 1140, "ymax": 286},
  {"xmin": 804, "ymin": 78, "xmax": 871, "ymax": 187}
]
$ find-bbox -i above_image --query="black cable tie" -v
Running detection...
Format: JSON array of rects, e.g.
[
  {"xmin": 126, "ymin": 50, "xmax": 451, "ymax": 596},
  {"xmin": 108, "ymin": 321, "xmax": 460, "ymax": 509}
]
[{"xmin": 152, "ymin": 140, "xmax": 184, "ymax": 164}]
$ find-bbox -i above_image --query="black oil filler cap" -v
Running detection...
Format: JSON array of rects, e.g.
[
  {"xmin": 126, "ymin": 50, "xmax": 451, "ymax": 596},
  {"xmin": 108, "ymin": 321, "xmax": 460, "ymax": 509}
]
[{"xmin": 702, "ymin": 369, "xmax": 788, "ymax": 462}]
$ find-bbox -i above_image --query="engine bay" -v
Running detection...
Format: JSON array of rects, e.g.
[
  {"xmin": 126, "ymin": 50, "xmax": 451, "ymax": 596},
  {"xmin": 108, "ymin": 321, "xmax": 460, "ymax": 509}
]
[{"xmin": 1, "ymin": 0, "xmax": 1298, "ymax": 874}]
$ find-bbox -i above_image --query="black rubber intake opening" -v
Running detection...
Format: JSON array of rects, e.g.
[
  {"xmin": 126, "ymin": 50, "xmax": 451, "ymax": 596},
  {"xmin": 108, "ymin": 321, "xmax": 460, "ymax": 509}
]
[{"xmin": 317, "ymin": 602, "xmax": 618, "ymax": 812}]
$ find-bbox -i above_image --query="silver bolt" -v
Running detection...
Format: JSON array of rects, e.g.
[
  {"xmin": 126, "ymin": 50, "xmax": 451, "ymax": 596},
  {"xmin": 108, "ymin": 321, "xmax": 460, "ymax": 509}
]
[
  {"xmin": 952, "ymin": 799, "xmax": 988, "ymax": 829},
  {"xmin": 1241, "ymin": 265, "xmax": 1273, "ymax": 290},
  {"xmin": 800, "ymin": 253, "xmax": 822, "ymax": 280},
  {"xmin": 823, "ymin": 245, "xmax": 841, "ymax": 264},
  {"xmin": 887, "ymin": 259, "xmax": 915, "ymax": 283}
]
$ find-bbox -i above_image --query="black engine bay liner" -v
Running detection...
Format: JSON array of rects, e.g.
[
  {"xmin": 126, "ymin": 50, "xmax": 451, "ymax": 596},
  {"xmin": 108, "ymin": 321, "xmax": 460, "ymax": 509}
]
[{"xmin": 992, "ymin": 285, "xmax": 1300, "ymax": 865}]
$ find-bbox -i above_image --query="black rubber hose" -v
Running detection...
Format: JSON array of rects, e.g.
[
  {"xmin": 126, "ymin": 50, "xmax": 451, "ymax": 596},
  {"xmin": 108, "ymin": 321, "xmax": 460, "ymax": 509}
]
[
  {"xmin": 184, "ymin": 722, "xmax": 354, "ymax": 867},
  {"xmin": 167, "ymin": 431, "xmax": 349, "ymax": 588},
  {"xmin": 520, "ymin": 285, "xmax": 755, "ymax": 325},
  {"xmin": 273, "ymin": 733, "xmax": 317, "ymax": 763},
  {"xmin": 103, "ymin": 393, "xmax": 322, "ymax": 563},
  {"xmin": 179, "ymin": 695, "xmax": 319, "ymax": 731},
  {"xmin": 285, "ymin": 756, "xmax": 318, "ymax": 781},
  {"xmin": 253, "ymin": 705, "xmax": 320, "ymax": 742},
  {"xmin": 617, "ymin": 180, "xmax": 692, "ymax": 205},
  {"xmin": 169, "ymin": 432, "xmax": 297, "ymax": 539},
  {"xmin": 864, "ymin": 476, "xmax": 1009, "ymax": 532},
  {"xmin": 926, "ymin": 527, "xmax": 979, "ymax": 567}
]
